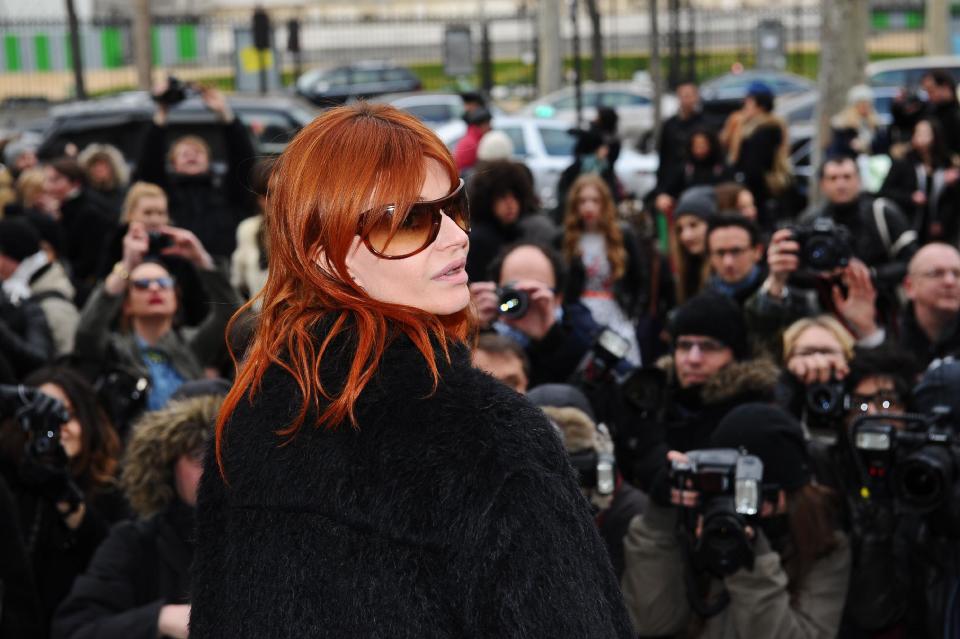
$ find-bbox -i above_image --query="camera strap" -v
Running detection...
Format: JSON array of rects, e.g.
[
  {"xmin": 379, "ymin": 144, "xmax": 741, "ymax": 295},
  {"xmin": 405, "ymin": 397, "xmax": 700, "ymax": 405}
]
[{"xmin": 677, "ymin": 527, "xmax": 731, "ymax": 619}]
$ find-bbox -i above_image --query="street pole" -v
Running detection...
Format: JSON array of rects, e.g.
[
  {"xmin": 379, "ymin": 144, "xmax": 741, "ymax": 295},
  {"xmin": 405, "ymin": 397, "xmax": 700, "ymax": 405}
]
[
  {"xmin": 570, "ymin": 0, "xmax": 583, "ymax": 128},
  {"xmin": 927, "ymin": 0, "xmax": 951, "ymax": 55},
  {"xmin": 537, "ymin": 0, "xmax": 563, "ymax": 96},
  {"xmin": 650, "ymin": 0, "xmax": 663, "ymax": 145},
  {"xmin": 64, "ymin": 0, "xmax": 86, "ymax": 99},
  {"xmin": 133, "ymin": 0, "xmax": 153, "ymax": 91}
]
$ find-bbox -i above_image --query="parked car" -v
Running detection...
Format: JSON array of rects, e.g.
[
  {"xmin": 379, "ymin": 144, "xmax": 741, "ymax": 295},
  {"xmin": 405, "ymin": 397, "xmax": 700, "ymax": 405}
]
[
  {"xmin": 867, "ymin": 55, "xmax": 960, "ymax": 89},
  {"xmin": 435, "ymin": 115, "xmax": 658, "ymax": 210},
  {"xmin": 700, "ymin": 69, "xmax": 815, "ymax": 117},
  {"xmin": 376, "ymin": 92, "xmax": 504, "ymax": 132},
  {"xmin": 38, "ymin": 91, "xmax": 316, "ymax": 169},
  {"xmin": 295, "ymin": 61, "xmax": 422, "ymax": 107},
  {"xmin": 519, "ymin": 81, "xmax": 678, "ymax": 143}
]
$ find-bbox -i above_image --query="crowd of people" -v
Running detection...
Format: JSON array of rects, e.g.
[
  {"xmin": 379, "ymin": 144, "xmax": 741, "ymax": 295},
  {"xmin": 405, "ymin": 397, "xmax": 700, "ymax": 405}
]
[{"xmin": 0, "ymin": 69, "xmax": 958, "ymax": 638}]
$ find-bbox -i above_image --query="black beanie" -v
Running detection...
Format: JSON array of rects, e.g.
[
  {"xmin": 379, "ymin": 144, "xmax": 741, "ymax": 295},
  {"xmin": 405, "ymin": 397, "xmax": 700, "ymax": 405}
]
[
  {"xmin": 0, "ymin": 218, "xmax": 41, "ymax": 263},
  {"xmin": 711, "ymin": 403, "xmax": 812, "ymax": 490},
  {"xmin": 674, "ymin": 186, "xmax": 717, "ymax": 222},
  {"xmin": 527, "ymin": 383, "xmax": 596, "ymax": 421},
  {"xmin": 913, "ymin": 358, "xmax": 960, "ymax": 417},
  {"xmin": 669, "ymin": 292, "xmax": 749, "ymax": 360}
]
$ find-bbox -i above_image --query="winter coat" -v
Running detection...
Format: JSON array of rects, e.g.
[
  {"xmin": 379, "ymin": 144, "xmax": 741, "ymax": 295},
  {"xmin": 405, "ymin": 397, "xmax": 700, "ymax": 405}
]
[
  {"xmin": 657, "ymin": 110, "xmax": 714, "ymax": 187},
  {"xmin": 0, "ymin": 473, "xmax": 43, "ymax": 639},
  {"xmin": 58, "ymin": 190, "xmax": 117, "ymax": 299},
  {"xmin": 133, "ymin": 120, "xmax": 256, "ymax": 260},
  {"xmin": 190, "ymin": 327, "xmax": 634, "ymax": 639},
  {"xmin": 897, "ymin": 302, "xmax": 960, "ymax": 368},
  {"xmin": 614, "ymin": 356, "xmax": 781, "ymax": 505},
  {"xmin": 0, "ymin": 290, "xmax": 53, "ymax": 382},
  {"xmin": 229, "ymin": 214, "xmax": 268, "ymax": 302},
  {"xmin": 621, "ymin": 501, "xmax": 851, "ymax": 639},
  {"xmin": 879, "ymin": 152, "xmax": 960, "ymax": 244},
  {"xmin": 73, "ymin": 268, "xmax": 240, "ymax": 386},
  {"xmin": 29, "ymin": 260, "xmax": 79, "ymax": 356},
  {"xmin": 51, "ymin": 501, "xmax": 194, "ymax": 639}
]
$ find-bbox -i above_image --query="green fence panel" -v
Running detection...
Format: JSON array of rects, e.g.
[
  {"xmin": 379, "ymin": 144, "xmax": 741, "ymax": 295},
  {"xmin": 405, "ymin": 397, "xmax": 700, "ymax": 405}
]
[
  {"xmin": 34, "ymin": 34, "xmax": 51, "ymax": 71},
  {"xmin": 4, "ymin": 35, "xmax": 20, "ymax": 71},
  {"xmin": 101, "ymin": 27, "xmax": 124, "ymax": 68},
  {"xmin": 176, "ymin": 24, "xmax": 198, "ymax": 62},
  {"xmin": 151, "ymin": 26, "xmax": 161, "ymax": 65}
]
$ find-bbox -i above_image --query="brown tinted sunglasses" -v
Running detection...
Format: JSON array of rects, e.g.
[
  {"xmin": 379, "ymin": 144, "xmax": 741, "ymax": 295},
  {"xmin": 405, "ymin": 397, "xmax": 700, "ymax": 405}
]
[{"xmin": 358, "ymin": 178, "xmax": 470, "ymax": 259}]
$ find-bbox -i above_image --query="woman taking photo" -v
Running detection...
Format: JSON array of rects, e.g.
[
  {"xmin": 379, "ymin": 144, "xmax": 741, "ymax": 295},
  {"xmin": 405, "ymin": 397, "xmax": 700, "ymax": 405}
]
[
  {"xmin": 191, "ymin": 103, "xmax": 633, "ymax": 638},
  {"xmin": 0, "ymin": 366, "xmax": 126, "ymax": 635},
  {"xmin": 561, "ymin": 173, "xmax": 644, "ymax": 365}
]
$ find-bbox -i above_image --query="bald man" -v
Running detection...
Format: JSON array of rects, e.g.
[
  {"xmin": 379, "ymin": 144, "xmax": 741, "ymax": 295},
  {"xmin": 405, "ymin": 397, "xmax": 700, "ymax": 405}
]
[{"xmin": 900, "ymin": 242, "xmax": 960, "ymax": 365}]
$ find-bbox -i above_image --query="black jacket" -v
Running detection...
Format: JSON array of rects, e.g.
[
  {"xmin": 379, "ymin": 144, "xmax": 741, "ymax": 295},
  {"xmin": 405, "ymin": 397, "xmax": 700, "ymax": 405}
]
[
  {"xmin": 879, "ymin": 153, "xmax": 960, "ymax": 244},
  {"xmin": 0, "ymin": 473, "xmax": 43, "ymax": 639},
  {"xmin": 656, "ymin": 110, "xmax": 712, "ymax": 186},
  {"xmin": 897, "ymin": 303, "xmax": 960, "ymax": 368},
  {"xmin": 51, "ymin": 501, "xmax": 194, "ymax": 639},
  {"xmin": 191, "ymin": 328, "xmax": 633, "ymax": 638},
  {"xmin": 133, "ymin": 120, "xmax": 256, "ymax": 260},
  {"xmin": 0, "ymin": 291, "xmax": 54, "ymax": 383}
]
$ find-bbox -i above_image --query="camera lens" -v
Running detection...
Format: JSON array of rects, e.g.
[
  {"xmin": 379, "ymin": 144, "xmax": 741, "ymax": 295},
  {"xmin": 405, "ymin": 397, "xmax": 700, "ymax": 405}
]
[
  {"xmin": 896, "ymin": 446, "xmax": 954, "ymax": 511},
  {"xmin": 497, "ymin": 287, "xmax": 529, "ymax": 319},
  {"xmin": 805, "ymin": 237, "xmax": 836, "ymax": 271},
  {"xmin": 805, "ymin": 382, "xmax": 843, "ymax": 417}
]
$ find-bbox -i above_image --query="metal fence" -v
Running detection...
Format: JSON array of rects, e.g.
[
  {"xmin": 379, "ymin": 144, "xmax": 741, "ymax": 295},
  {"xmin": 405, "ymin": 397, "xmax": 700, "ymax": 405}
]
[{"xmin": 0, "ymin": 4, "xmax": 931, "ymax": 102}]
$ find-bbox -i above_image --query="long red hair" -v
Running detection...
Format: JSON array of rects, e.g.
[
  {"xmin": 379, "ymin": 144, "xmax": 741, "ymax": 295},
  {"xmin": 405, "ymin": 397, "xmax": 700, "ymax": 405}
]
[{"xmin": 216, "ymin": 103, "xmax": 472, "ymax": 474}]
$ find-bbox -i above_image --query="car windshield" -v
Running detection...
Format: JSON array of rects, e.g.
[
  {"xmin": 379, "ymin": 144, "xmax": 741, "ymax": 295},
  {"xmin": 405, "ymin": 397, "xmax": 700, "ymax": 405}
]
[{"xmin": 539, "ymin": 127, "xmax": 576, "ymax": 156}]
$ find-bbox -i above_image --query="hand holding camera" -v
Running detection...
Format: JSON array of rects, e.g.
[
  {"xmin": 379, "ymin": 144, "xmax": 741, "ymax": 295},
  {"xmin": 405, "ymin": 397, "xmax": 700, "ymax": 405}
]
[
  {"xmin": 496, "ymin": 280, "xmax": 558, "ymax": 341},
  {"xmin": 468, "ymin": 281, "xmax": 499, "ymax": 329}
]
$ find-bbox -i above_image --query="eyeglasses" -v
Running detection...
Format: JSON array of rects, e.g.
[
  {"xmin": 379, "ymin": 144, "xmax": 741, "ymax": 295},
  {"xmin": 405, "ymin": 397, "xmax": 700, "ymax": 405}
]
[
  {"xmin": 912, "ymin": 267, "xmax": 960, "ymax": 281},
  {"xmin": 850, "ymin": 390, "xmax": 902, "ymax": 414},
  {"xmin": 675, "ymin": 337, "xmax": 727, "ymax": 354},
  {"xmin": 710, "ymin": 246, "xmax": 752, "ymax": 259},
  {"xmin": 357, "ymin": 178, "xmax": 470, "ymax": 259},
  {"xmin": 131, "ymin": 277, "xmax": 175, "ymax": 291}
]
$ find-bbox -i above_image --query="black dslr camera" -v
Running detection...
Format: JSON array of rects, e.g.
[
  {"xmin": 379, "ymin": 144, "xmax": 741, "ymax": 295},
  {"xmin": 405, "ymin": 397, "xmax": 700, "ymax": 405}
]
[
  {"xmin": 852, "ymin": 411, "xmax": 960, "ymax": 514},
  {"xmin": 670, "ymin": 448, "xmax": 764, "ymax": 577},
  {"xmin": 573, "ymin": 328, "xmax": 633, "ymax": 387},
  {"xmin": 496, "ymin": 286, "xmax": 530, "ymax": 319},
  {"xmin": 804, "ymin": 378, "xmax": 847, "ymax": 431},
  {"xmin": 147, "ymin": 230, "xmax": 174, "ymax": 256},
  {"xmin": 152, "ymin": 76, "xmax": 196, "ymax": 107},
  {"xmin": 790, "ymin": 218, "xmax": 854, "ymax": 272}
]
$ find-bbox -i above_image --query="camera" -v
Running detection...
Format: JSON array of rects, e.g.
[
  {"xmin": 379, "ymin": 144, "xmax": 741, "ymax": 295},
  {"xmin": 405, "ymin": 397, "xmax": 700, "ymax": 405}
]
[
  {"xmin": 852, "ymin": 412, "xmax": 959, "ymax": 513},
  {"xmin": 790, "ymin": 219, "xmax": 853, "ymax": 272},
  {"xmin": 569, "ymin": 448, "xmax": 616, "ymax": 496},
  {"xmin": 152, "ymin": 76, "xmax": 195, "ymax": 107},
  {"xmin": 573, "ymin": 327, "xmax": 633, "ymax": 387},
  {"xmin": 496, "ymin": 286, "xmax": 529, "ymax": 319},
  {"xmin": 670, "ymin": 448, "xmax": 764, "ymax": 576},
  {"xmin": 17, "ymin": 392, "xmax": 69, "ymax": 464},
  {"xmin": 147, "ymin": 230, "xmax": 174, "ymax": 256},
  {"xmin": 804, "ymin": 379, "xmax": 847, "ymax": 431}
]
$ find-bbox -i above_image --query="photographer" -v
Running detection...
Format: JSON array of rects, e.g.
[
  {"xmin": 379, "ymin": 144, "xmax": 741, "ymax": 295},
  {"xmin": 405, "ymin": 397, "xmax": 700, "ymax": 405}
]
[
  {"xmin": 806, "ymin": 347, "xmax": 917, "ymax": 637},
  {"xmin": 469, "ymin": 242, "xmax": 601, "ymax": 387},
  {"xmin": 52, "ymin": 382, "xmax": 225, "ymax": 639},
  {"xmin": 899, "ymin": 243, "xmax": 960, "ymax": 367},
  {"xmin": 621, "ymin": 403, "xmax": 850, "ymax": 638},
  {"xmin": 133, "ymin": 82, "xmax": 256, "ymax": 263},
  {"xmin": 74, "ymin": 222, "xmax": 240, "ymax": 410},
  {"xmin": 614, "ymin": 292, "xmax": 779, "ymax": 505},
  {"xmin": 0, "ymin": 368, "xmax": 126, "ymax": 635}
]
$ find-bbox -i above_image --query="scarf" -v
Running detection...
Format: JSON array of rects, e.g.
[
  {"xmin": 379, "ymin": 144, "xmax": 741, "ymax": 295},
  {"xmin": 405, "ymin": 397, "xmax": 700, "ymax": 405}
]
[{"xmin": 2, "ymin": 251, "xmax": 49, "ymax": 304}]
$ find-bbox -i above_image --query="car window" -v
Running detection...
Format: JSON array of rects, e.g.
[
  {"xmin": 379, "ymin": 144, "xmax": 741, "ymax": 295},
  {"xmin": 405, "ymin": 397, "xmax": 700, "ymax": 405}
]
[
  {"xmin": 384, "ymin": 68, "xmax": 412, "ymax": 82},
  {"xmin": 870, "ymin": 69, "xmax": 908, "ymax": 87},
  {"xmin": 770, "ymin": 77, "xmax": 807, "ymax": 94},
  {"xmin": 351, "ymin": 69, "xmax": 382, "ymax": 85},
  {"xmin": 552, "ymin": 91, "xmax": 600, "ymax": 110},
  {"xmin": 237, "ymin": 110, "xmax": 300, "ymax": 151},
  {"xmin": 786, "ymin": 102, "xmax": 815, "ymax": 124},
  {"xmin": 496, "ymin": 126, "xmax": 527, "ymax": 156},
  {"xmin": 538, "ymin": 127, "xmax": 576, "ymax": 156},
  {"xmin": 874, "ymin": 96, "xmax": 894, "ymax": 117},
  {"xmin": 601, "ymin": 91, "xmax": 650, "ymax": 107},
  {"xmin": 321, "ymin": 69, "xmax": 350, "ymax": 89},
  {"xmin": 403, "ymin": 104, "xmax": 457, "ymax": 123}
]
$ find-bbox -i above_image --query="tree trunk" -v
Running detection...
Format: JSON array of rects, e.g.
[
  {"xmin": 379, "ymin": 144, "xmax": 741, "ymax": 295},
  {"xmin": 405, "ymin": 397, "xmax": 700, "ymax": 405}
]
[
  {"xmin": 585, "ymin": 0, "xmax": 605, "ymax": 82},
  {"xmin": 133, "ymin": 0, "xmax": 153, "ymax": 91},
  {"xmin": 811, "ymin": 0, "xmax": 868, "ymax": 202},
  {"xmin": 537, "ymin": 0, "xmax": 563, "ymax": 96},
  {"xmin": 65, "ymin": 0, "xmax": 86, "ymax": 99}
]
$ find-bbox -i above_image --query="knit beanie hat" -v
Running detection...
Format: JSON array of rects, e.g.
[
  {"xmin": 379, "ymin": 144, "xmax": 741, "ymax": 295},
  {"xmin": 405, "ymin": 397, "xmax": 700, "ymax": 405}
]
[
  {"xmin": 0, "ymin": 218, "xmax": 41, "ymax": 262},
  {"xmin": 528, "ymin": 383, "xmax": 596, "ymax": 422},
  {"xmin": 476, "ymin": 130, "xmax": 515, "ymax": 161},
  {"xmin": 669, "ymin": 292, "xmax": 749, "ymax": 359},
  {"xmin": 711, "ymin": 403, "xmax": 812, "ymax": 490},
  {"xmin": 674, "ymin": 186, "xmax": 717, "ymax": 222},
  {"xmin": 913, "ymin": 358, "xmax": 960, "ymax": 417}
]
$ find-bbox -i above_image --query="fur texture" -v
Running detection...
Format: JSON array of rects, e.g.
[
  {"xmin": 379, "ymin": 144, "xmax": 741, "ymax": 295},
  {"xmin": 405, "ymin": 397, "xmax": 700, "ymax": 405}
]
[{"xmin": 191, "ymin": 332, "xmax": 633, "ymax": 638}]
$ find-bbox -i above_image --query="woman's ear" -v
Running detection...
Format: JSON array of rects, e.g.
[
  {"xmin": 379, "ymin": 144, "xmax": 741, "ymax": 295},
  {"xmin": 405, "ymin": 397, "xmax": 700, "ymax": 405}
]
[{"xmin": 319, "ymin": 240, "xmax": 364, "ymax": 288}]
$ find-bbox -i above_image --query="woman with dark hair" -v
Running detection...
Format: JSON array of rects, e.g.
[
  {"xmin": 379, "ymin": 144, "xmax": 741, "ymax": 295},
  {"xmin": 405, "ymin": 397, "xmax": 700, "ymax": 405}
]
[
  {"xmin": 190, "ymin": 103, "xmax": 633, "ymax": 638},
  {"xmin": 0, "ymin": 366, "xmax": 127, "ymax": 635},
  {"xmin": 655, "ymin": 129, "xmax": 731, "ymax": 214},
  {"xmin": 714, "ymin": 181, "xmax": 758, "ymax": 222},
  {"xmin": 880, "ymin": 117, "xmax": 960, "ymax": 243},
  {"xmin": 74, "ymin": 223, "xmax": 240, "ymax": 411},
  {"xmin": 621, "ymin": 403, "xmax": 850, "ymax": 638},
  {"xmin": 464, "ymin": 159, "xmax": 556, "ymax": 281},
  {"xmin": 561, "ymin": 173, "xmax": 644, "ymax": 364}
]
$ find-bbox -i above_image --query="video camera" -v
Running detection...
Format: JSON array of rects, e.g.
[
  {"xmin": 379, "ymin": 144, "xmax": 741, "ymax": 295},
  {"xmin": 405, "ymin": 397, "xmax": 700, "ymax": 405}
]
[
  {"xmin": 789, "ymin": 218, "xmax": 854, "ymax": 273},
  {"xmin": 670, "ymin": 448, "xmax": 765, "ymax": 577},
  {"xmin": 851, "ymin": 410, "xmax": 960, "ymax": 514}
]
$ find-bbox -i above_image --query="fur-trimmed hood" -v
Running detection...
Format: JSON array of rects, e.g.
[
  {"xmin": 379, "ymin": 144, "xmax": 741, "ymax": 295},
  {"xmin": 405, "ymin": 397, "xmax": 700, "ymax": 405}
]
[
  {"xmin": 655, "ymin": 355, "xmax": 781, "ymax": 406},
  {"xmin": 77, "ymin": 143, "xmax": 130, "ymax": 189},
  {"xmin": 121, "ymin": 394, "xmax": 222, "ymax": 517}
]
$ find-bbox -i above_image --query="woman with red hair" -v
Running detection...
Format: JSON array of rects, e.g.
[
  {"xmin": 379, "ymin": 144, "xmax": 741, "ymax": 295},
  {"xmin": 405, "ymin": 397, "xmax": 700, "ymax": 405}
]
[{"xmin": 190, "ymin": 103, "xmax": 633, "ymax": 638}]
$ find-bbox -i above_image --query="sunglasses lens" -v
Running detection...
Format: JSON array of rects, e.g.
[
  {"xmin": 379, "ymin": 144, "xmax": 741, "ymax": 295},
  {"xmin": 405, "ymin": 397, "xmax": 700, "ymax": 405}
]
[{"xmin": 365, "ymin": 207, "xmax": 437, "ymax": 258}]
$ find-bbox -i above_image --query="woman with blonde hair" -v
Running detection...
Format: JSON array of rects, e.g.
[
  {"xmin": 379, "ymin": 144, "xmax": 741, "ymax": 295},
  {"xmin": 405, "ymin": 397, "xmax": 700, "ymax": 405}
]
[
  {"xmin": 561, "ymin": 173, "xmax": 644, "ymax": 364},
  {"xmin": 829, "ymin": 84, "xmax": 888, "ymax": 159},
  {"xmin": 190, "ymin": 103, "xmax": 633, "ymax": 638}
]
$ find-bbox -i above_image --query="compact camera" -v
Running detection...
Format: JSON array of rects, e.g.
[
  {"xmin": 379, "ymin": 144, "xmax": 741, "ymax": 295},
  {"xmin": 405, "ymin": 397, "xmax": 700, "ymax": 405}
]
[
  {"xmin": 790, "ymin": 218, "xmax": 854, "ymax": 272},
  {"xmin": 496, "ymin": 286, "xmax": 530, "ymax": 319},
  {"xmin": 152, "ymin": 76, "xmax": 197, "ymax": 107},
  {"xmin": 147, "ymin": 231, "xmax": 174, "ymax": 256},
  {"xmin": 670, "ymin": 448, "xmax": 764, "ymax": 577}
]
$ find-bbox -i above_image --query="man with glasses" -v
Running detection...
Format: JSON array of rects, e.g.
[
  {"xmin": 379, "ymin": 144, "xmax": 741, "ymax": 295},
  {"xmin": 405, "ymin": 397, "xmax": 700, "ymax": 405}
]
[
  {"xmin": 900, "ymin": 242, "xmax": 960, "ymax": 367},
  {"xmin": 703, "ymin": 215, "xmax": 765, "ymax": 306},
  {"xmin": 615, "ymin": 292, "xmax": 780, "ymax": 504},
  {"xmin": 808, "ymin": 346, "xmax": 918, "ymax": 637}
]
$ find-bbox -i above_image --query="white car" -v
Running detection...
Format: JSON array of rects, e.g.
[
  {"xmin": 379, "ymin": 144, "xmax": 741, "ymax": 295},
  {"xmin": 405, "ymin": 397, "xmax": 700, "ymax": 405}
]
[
  {"xmin": 436, "ymin": 115, "xmax": 658, "ymax": 210},
  {"xmin": 519, "ymin": 81, "xmax": 678, "ymax": 143}
]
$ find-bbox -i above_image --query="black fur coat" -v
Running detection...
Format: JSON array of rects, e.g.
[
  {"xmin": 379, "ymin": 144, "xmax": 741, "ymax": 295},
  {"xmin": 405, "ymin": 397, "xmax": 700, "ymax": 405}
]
[{"xmin": 190, "ymin": 327, "xmax": 633, "ymax": 638}]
